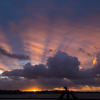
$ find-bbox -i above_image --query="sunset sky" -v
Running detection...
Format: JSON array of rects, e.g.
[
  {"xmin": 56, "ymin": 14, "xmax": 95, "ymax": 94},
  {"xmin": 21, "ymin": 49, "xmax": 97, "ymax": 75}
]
[{"xmin": 0, "ymin": 0, "xmax": 100, "ymax": 91}]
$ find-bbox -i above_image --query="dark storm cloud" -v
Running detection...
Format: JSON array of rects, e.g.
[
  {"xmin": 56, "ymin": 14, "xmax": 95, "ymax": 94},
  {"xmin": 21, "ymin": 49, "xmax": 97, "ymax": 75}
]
[
  {"xmin": 46, "ymin": 51, "xmax": 85, "ymax": 79},
  {"xmin": 3, "ymin": 51, "xmax": 87, "ymax": 79},
  {"xmin": 0, "ymin": 77, "xmax": 39, "ymax": 90},
  {"xmin": 39, "ymin": 78, "xmax": 100, "ymax": 89},
  {"xmin": 37, "ymin": 78, "xmax": 72, "ymax": 89},
  {"xmin": 79, "ymin": 48, "xmax": 92, "ymax": 57},
  {"xmin": 0, "ymin": 46, "xmax": 30, "ymax": 60},
  {"xmin": 0, "ymin": 76, "xmax": 72, "ymax": 90},
  {"xmin": 73, "ymin": 78, "xmax": 100, "ymax": 86}
]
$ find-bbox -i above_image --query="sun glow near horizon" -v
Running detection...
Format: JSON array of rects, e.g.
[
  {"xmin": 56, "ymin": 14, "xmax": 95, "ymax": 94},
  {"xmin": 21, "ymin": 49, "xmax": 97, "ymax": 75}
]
[
  {"xmin": 23, "ymin": 85, "xmax": 100, "ymax": 92},
  {"xmin": 24, "ymin": 88, "xmax": 41, "ymax": 92}
]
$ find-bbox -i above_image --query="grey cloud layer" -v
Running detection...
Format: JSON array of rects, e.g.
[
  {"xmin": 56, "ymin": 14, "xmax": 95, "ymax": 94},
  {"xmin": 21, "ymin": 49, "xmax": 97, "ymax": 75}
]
[
  {"xmin": 0, "ymin": 77, "xmax": 72, "ymax": 90},
  {"xmin": 2, "ymin": 51, "xmax": 89, "ymax": 79}
]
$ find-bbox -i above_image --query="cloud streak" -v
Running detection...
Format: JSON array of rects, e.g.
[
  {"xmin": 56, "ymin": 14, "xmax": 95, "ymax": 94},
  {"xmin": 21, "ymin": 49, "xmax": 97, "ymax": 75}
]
[
  {"xmin": 0, "ymin": 46, "xmax": 30, "ymax": 60},
  {"xmin": 79, "ymin": 48, "xmax": 92, "ymax": 57}
]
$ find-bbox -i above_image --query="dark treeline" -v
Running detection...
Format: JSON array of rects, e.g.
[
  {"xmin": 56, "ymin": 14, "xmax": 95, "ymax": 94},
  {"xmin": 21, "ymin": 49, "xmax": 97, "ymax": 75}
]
[
  {"xmin": 0, "ymin": 90, "xmax": 24, "ymax": 94},
  {"xmin": 0, "ymin": 90, "xmax": 59, "ymax": 94},
  {"xmin": 0, "ymin": 90, "xmax": 62, "ymax": 94}
]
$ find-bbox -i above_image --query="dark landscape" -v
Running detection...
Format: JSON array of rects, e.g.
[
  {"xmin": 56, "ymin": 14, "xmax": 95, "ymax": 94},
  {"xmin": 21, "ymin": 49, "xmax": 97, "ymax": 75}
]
[{"xmin": 0, "ymin": 90, "xmax": 100, "ymax": 99}]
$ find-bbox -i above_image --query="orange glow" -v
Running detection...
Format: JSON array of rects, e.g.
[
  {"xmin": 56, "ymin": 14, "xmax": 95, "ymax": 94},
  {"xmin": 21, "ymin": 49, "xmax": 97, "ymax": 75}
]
[
  {"xmin": 31, "ymin": 88, "xmax": 41, "ymax": 92},
  {"xmin": 93, "ymin": 54, "xmax": 100, "ymax": 67},
  {"xmin": 33, "ymin": 90, "xmax": 38, "ymax": 92},
  {"xmin": 54, "ymin": 87, "xmax": 65, "ymax": 91},
  {"xmin": 21, "ymin": 85, "xmax": 100, "ymax": 92},
  {"xmin": 54, "ymin": 85, "xmax": 100, "ymax": 92},
  {"xmin": 79, "ymin": 67, "xmax": 83, "ymax": 70},
  {"xmin": 0, "ymin": 32, "xmax": 12, "ymax": 52},
  {"xmin": 23, "ymin": 87, "xmax": 41, "ymax": 92},
  {"xmin": 93, "ymin": 58, "xmax": 97, "ymax": 66}
]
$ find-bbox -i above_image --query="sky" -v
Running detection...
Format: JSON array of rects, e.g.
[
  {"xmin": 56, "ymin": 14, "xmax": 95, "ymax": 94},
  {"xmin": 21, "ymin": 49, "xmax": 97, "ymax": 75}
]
[{"xmin": 0, "ymin": 0, "xmax": 100, "ymax": 91}]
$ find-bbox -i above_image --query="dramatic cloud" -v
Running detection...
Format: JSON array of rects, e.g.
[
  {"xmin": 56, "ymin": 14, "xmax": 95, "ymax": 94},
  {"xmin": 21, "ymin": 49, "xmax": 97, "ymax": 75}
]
[
  {"xmin": 3, "ymin": 51, "xmax": 87, "ymax": 79},
  {"xmin": 93, "ymin": 54, "xmax": 100, "ymax": 67},
  {"xmin": 2, "ymin": 51, "xmax": 100, "ymax": 90},
  {"xmin": 0, "ymin": 46, "xmax": 30, "ymax": 60},
  {"xmin": 86, "ymin": 54, "xmax": 100, "ymax": 78},
  {"xmin": 46, "ymin": 51, "xmax": 84, "ymax": 79}
]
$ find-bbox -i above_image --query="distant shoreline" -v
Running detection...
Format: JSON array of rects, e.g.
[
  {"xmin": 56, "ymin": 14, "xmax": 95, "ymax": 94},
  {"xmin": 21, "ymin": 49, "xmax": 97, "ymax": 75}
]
[{"xmin": 0, "ymin": 90, "xmax": 100, "ymax": 94}]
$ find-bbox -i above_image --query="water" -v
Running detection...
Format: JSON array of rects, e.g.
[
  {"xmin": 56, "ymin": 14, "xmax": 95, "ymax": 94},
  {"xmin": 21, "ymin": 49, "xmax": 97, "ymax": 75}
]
[{"xmin": 0, "ymin": 92, "xmax": 100, "ymax": 99}]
